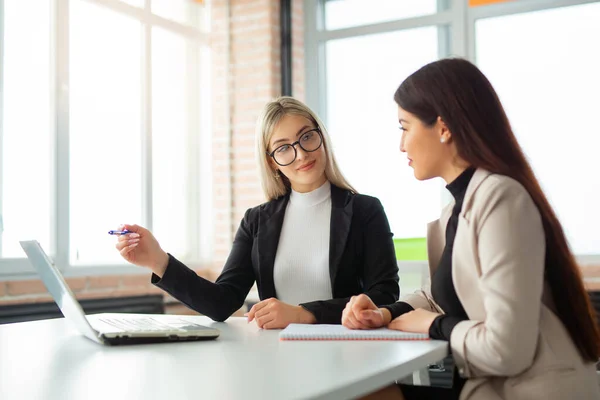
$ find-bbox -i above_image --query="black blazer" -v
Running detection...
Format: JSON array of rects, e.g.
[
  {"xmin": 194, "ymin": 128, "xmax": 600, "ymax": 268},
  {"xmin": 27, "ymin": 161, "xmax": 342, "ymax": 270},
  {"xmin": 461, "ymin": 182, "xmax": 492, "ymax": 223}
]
[{"xmin": 152, "ymin": 185, "xmax": 399, "ymax": 324}]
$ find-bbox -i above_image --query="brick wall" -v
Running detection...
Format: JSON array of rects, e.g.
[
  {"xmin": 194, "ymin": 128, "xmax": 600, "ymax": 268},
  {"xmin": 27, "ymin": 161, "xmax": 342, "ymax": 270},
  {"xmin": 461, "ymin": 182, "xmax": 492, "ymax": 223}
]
[
  {"xmin": 0, "ymin": 0, "xmax": 305, "ymax": 309},
  {"xmin": 212, "ymin": 0, "xmax": 305, "ymax": 264}
]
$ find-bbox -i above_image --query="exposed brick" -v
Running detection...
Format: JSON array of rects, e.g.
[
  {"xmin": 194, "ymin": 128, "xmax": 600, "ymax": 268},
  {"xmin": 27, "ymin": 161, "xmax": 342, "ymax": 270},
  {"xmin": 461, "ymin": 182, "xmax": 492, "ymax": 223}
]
[
  {"xmin": 121, "ymin": 274, "xmax": 152, "ymax": 288},
  {"xmin": 7, "ymin": 279, "xmax": 48, "ymax": 296},
  {"xmin": 0, "ymin": 282, "xmax": 6, "ymax": 297},
  {"xmin": 584, "ymin": 280, "xmax": 600, "ymax": 291},
  {"xmin": 581, "ymin": 265, "xmax": 600, "ymax": 279},
  {"xmin": 0, "ymin": 294, "xmax": 53, "ymax": 306},
  {"xmin": 87, "ymin": 276, "xmax": 121, "ymax": 290},
  {"xmin": 165, "ymin": 302, "xmax": 200, "ymax": 316},
  {"xmin": 65, "ymin": 277, "xmax": 87, "ymax": 292}
]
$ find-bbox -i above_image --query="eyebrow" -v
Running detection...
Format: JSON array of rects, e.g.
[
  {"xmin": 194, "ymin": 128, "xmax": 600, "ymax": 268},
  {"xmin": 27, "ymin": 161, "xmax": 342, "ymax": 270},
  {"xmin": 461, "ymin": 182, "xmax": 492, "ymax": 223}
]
[
  {"xmin": 271, "ymin": 125, "xmax": 312, "ymax": 147},
  {"xmin": 399, "ymin": 119, "xmax": 410, "ymax": 124}
]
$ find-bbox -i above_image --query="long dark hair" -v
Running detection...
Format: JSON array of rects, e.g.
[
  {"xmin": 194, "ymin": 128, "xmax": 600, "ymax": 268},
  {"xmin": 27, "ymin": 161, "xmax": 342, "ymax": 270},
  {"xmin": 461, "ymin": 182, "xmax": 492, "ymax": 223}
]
[{"xmin": 394, "ymin": 58, "xmax": 600, "ymax": 362}]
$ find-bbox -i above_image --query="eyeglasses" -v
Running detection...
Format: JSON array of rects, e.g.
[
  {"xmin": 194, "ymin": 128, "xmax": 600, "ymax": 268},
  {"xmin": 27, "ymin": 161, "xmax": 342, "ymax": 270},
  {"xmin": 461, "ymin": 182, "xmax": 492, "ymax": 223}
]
[{"xmin": 267, "ymin": 128, "xmax": 323, "ymax": 167}]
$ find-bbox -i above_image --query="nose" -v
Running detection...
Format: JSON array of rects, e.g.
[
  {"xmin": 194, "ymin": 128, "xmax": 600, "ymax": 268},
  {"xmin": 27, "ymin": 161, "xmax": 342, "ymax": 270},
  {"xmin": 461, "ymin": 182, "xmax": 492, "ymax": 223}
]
[
  {"xmin": 400, "ymin": 131, "xmax": 407, "ymax": 153},
  {"xmin": 295, "ymin": 145, "xmax": 308, "ymax": 161}
]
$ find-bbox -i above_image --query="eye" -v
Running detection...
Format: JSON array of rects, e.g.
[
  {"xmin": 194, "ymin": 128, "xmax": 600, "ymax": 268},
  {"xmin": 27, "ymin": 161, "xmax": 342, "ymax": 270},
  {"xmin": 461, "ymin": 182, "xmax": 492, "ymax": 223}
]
[
  {"xmin": 399, "ymin": 126, "xmax": 406, "ymax": 132},
  {"xmin": 276, "ymin": 144, "xmax": 291, "ymax": 154},
  {"xmin": 301, "ymin": 131, "xmax": 314, "ymax": 141}
]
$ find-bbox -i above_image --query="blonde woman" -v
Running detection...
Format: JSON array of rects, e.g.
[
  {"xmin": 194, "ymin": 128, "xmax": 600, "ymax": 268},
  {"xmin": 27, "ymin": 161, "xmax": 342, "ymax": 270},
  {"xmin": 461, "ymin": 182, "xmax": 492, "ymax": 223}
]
[{"xmin": 114, "ymin": 97, "xmax": 399, "ymax": 328}]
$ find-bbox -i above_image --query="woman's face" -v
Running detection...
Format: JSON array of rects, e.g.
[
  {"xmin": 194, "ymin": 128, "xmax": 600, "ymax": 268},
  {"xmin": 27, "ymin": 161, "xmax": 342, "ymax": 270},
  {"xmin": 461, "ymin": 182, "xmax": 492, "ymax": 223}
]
[
  {"xmin": 268, "ymin": 114, "xmax": 327, "ymax": 193},
  {"xmin": 398, "ymin": 106, "xmax": 448, "ymax": 181}
]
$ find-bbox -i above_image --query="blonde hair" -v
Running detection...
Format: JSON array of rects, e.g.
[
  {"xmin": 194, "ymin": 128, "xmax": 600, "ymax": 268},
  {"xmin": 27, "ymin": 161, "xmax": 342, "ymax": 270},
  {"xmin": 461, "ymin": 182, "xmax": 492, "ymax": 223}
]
[{"xmin": 255, "ymin": 96, "xmax": 356, "ymax": 201}]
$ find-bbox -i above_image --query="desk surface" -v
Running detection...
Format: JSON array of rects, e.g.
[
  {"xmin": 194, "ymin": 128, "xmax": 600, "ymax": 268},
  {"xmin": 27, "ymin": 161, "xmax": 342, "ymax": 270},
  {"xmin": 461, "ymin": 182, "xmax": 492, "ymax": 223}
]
[{"xmin": 0, "ymin": 316, "xmax": 447, "ymax": 400}]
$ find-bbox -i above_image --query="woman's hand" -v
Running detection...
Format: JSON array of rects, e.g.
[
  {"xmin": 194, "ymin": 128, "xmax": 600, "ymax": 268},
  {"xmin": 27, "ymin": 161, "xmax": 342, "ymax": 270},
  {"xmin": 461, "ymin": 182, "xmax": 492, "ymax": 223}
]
[
  {"xmin": 114, "ymin": 224, "xmax": 169, "ymax": 277},
  {"xmin": 387, "ymin": 309, "xmax": 440, "ymax": 333},
  {"xmin": 245, "ymin": 298, "xmax": 316, "ymax": 329},
  {"xmin": 342, "ymin": 294, "xmax": 392, "ymax": 330}
]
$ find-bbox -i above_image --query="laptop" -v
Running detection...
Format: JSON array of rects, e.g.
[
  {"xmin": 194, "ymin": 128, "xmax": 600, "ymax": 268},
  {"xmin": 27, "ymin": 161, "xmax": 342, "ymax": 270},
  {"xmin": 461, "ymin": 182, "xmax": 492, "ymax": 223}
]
[{"xmin": 20, "ymin": 240, "xmax": 220, "ymax": 345}]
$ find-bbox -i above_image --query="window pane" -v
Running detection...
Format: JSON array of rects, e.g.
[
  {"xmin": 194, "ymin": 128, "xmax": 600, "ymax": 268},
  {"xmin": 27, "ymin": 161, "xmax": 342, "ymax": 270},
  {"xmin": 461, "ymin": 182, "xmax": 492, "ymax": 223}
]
[
  {"xmin": 325, "ymin": 0, "xmax": 439, "ymax": 30},
  {"xmin": 1, "ymin": 0, "xmax": 52, "ymax": 257},
  {"xmin": 69, "ymin": 0, "xmax": 143, "ymax": 264},
  {"xmin": 326, "ymin": 27, "xmax": 442, "ymax": 239},
  {"xmin": 476, "ymin": 3, "xmax": 600, "ymax": 255},
  {"xmin": 152, "ymin": 28, "xmax": 191, "ymax": 259},
  {"xmin": 120, "ymin": 0, "xmax": 144, "ymax": 7},
  {"xmin": 152, "ymin": 0, "xmax": 207, "ymax": 30}
]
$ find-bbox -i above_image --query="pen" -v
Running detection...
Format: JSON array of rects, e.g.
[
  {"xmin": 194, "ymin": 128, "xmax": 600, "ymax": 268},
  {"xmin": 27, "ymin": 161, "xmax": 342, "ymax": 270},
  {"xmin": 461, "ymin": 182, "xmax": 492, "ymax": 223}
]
[{"xmin": 108, "ymin": 230, "xmax": 131, "ymax": 235}]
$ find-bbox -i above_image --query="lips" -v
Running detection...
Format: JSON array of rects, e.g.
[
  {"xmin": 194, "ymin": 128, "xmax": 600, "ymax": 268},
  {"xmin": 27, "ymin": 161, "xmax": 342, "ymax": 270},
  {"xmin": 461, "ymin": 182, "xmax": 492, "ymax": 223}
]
[{"xmin": 297, "ymin": 160, "xmax": 316, "ymax": 171}]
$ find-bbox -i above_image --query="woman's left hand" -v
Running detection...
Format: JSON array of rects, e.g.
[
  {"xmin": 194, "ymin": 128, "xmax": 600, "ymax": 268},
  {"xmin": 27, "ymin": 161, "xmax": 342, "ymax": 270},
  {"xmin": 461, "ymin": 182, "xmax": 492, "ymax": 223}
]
[
  {"xmin": 245, "ymin": 298, "xmax": 316, "ymax": 329},
  {"xmin": 388, "ymin": 309, "xmax": 441, "ymax": 333}
]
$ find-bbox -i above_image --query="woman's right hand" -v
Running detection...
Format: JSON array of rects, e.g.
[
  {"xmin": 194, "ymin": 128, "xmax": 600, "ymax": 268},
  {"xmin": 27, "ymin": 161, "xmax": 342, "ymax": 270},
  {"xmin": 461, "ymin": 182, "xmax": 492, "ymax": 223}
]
[
  {"xmin": 342, "ymin": 294, "xmax": 392, "ymax": 330},
  {"xmin": 114, "ymin": 224, "xmax": 169, "ymax": 277}
]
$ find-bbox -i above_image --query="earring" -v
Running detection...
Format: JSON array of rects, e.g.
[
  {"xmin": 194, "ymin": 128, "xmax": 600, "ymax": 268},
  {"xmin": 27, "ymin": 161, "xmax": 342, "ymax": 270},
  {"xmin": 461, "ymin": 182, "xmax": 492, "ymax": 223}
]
[
  {"xmin": 274, "ymin": 170, "xmax": 280, "ymax": 180},
  {"xmin": 440, "ymin": 138, "xmax": 446, "ymax": 143}
]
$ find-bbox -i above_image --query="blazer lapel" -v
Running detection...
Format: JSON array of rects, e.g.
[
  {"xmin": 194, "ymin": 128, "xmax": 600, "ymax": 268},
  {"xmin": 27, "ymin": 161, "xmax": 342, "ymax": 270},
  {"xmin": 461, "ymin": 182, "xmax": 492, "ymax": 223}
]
[
  {"xmin": 427, "ymin": 168, "xmax": 491, "ymax": 275},
  {"xmin": 257, "ymin": 194, "xmax": 289, "ymax": 299},
  {"xmin": 329, "ymin": 185, "xmax": 352, "ymax": 292},
  {"xmin": 461, "ymin": 169, "xmax": 492, "ymax": 219},
  {"xmin": 427, "ymin": 203, "xmax": 452, "ymax": 276}
]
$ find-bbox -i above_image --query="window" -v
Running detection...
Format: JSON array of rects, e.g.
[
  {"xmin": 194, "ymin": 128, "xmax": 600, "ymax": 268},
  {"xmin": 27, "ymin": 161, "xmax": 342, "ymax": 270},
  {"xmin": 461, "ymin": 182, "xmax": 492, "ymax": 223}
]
[
  {"xmin": 306, "ymin": 1, "xmax": 451, "ymax": 244},
  {"xmin": 69, "ymin": 0, "xmax": 143, "ymax": 265},
  {"xmin": 324, "ymin": 0, "xmax": 438, "ymax": 30},
  {"xmin": 325, "ymin": 27, "xmax": 443, "ymax": 239},
  {"xmin": 306, "ymin": 0, "xmax": 600, "ymax": 261},
  {"xmin": 475, "ymin": 2, "xmax": 600, "ymax": 256},
  {"xmin": 1, "ymin": 0, "xmax": 53, "ymax": 259},
  {"xmin": 0, "ymin": 0, "xmax": 211, "ymax": 273},
  {"xmin": 306, "ymin": 0, "xmax": 600, "ymax": 295}
]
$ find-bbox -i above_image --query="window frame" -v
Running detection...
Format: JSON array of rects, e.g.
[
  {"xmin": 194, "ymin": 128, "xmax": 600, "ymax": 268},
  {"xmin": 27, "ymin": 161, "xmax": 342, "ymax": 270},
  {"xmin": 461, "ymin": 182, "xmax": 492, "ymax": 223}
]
[
  {"xmin": 304, "ymin": 0, "xmax": 600, "ymax": 265},
  {"xmin": 0, "ymin": 0, "xmax": 211, "ymax": 279}
]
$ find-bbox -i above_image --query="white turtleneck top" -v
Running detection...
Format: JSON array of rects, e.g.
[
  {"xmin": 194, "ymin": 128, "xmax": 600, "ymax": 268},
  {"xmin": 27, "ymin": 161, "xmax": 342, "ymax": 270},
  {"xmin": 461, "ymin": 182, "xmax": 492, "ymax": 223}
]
[{"xmin": 273, "ymin": 180, "xmax": 333, "ymax": 305}]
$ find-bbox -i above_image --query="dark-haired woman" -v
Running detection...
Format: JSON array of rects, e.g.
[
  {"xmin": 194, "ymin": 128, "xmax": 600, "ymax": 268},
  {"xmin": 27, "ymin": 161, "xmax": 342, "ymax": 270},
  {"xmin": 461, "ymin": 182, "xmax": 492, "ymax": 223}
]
[{"xmin": 343, "ymin": 58, "xmax": 600, "ymax": 400}]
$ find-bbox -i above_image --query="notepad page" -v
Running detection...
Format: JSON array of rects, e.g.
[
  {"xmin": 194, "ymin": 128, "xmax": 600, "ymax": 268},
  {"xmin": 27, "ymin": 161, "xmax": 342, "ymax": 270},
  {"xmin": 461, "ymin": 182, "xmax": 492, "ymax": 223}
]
[{"xmin": 279, "ymin": 324, "xmax": 429, "ymax": 341}]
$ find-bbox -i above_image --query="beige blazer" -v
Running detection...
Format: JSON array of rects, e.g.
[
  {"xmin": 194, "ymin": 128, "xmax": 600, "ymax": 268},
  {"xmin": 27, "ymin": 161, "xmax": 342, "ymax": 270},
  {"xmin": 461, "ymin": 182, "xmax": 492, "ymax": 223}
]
[{"xmin": 401, "ymin": 169, "xmax": 599, "ymax": 400}]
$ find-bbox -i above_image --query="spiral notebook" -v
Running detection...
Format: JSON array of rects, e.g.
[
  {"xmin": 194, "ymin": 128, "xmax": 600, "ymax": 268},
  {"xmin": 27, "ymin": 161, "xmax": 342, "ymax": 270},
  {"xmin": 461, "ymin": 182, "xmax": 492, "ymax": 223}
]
[{"xmin": 279, "ymin": 324, "xmax": 429, "ymax": 341}]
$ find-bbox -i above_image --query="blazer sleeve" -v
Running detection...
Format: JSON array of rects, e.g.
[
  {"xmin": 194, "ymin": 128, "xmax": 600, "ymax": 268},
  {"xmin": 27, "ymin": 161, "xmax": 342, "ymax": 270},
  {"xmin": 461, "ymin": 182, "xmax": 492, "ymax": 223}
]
[
  {"xmin": 300, "ymin": 197, "xmax": 399, "ymax": 324},
  {"xmin": 151, "ymin": 209, "xmax": 256, "ymax": 322},
  {"xmin": 450, "ymin": 181, "xmax": 545, "ymax": 378},
  {"xmin": 400, "ymin": 275, "xmax": 440, "ymax": 313}
]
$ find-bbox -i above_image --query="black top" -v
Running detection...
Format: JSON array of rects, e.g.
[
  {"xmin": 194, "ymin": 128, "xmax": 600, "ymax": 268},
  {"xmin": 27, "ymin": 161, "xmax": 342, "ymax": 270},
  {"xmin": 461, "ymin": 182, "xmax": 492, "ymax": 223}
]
[
  {"xmin": 428, "ymin": 167, "xmax": 475, "ymax": 340},
  {"xmin": 383, "ymin": 168, "xmax": 475, "ymax": 340},
  {"xmin": 151, "ymin": 184, "xmax": 400, "ymax": 324}
]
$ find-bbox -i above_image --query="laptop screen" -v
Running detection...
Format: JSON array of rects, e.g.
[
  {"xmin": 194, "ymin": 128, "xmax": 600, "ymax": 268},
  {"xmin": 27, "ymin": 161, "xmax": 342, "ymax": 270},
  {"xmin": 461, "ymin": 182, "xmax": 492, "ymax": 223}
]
[{"xmin": 20, "ymin": 240, "xmax": 100, "ymax": 342}]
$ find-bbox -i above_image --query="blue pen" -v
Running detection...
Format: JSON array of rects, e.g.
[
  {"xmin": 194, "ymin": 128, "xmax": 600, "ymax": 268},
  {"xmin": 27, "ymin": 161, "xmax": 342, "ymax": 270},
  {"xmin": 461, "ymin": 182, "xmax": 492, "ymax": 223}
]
[{"xmin": 108, "ymin": 230, "xmax": 131, "ymax": 235}]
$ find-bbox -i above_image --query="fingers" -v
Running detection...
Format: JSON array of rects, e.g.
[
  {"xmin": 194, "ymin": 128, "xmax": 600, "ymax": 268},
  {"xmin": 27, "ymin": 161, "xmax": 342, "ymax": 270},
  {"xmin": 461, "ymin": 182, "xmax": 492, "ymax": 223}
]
[
  {"xmin": 346, "ymin": 312, "xmax": 370, "ymax": 330},
  {"xmin": 387, "ymin": 314, "xmax": 408, "ymax": 331},
  {"xmin": 352, "ymin": 294, "xmax": 376, "ymax": 313},
  {"xmin": 256, "ymin": 314, "xmax": 275, "ymax": 329},
  {"xmin": 119, "ymin": 242, "xmax": 138, "ymax": 258},
  {"xmin": 342, "ymin": 298, "xmax": 371, "ymax": 330},
  {"xmin": 261, "ymin": 319, "xmax": 282, "ymax": 330},
  {"xmin": 121, "ymin": 223, "xmax": 143, "ymax": 234},
  {"xmin": 247, "ymin": 298, "xmax": 272, "ymax": 322},
  {"xmin": 253, "ymin": 306, "xmax": 271, "ymax": 321},
  {"xmin": 115, "ymin": 234, "xmax": 140, "ymax": 251},
  {"xmin": 358, "ymin": 309, "xmax": 384, "ymax": 328}
]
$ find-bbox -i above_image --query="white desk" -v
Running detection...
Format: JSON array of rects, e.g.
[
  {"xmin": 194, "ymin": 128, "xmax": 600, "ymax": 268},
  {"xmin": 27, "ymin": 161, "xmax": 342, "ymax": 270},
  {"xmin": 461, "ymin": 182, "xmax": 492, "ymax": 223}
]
[{"xmin": 0, "ymin": 316, "xmax": 447, "ymax": 400}]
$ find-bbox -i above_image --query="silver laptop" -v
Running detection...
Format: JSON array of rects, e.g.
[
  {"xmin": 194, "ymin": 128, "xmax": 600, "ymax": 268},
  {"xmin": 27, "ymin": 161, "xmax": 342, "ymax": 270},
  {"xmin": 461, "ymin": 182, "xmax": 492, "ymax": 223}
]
[{"xmin": 20, "ymin": 240, "xmax": 220, "ymax": 345}]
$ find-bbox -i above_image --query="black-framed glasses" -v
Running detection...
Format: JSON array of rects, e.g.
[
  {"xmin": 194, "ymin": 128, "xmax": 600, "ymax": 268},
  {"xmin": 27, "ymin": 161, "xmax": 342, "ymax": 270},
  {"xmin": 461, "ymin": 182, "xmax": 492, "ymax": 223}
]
[{"xmin": 267, "ymin": 128, "xmax": 323, "ymax": 167}]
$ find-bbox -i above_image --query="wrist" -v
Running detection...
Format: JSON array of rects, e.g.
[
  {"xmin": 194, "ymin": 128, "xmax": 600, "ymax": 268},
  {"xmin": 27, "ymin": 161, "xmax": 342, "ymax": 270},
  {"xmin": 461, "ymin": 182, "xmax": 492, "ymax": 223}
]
[
  {"xmin": 151, "ymin": 251, "xmax": 169, "ymax": 278},
  {"xmin": 298, "ymin": 306, "xmax": 317, "ymax": 324},
  {"xmin": 380, "ymin": 308, "xmax": 392, "ymax": 325}
]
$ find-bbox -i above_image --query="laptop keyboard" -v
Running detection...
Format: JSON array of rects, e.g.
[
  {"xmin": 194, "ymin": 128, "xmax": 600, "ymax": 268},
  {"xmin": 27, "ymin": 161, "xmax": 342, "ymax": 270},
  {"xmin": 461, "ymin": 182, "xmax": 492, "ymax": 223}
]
[{"xmin": 98, "ymin": 317, "xmax": 198, "ymax": 332}]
